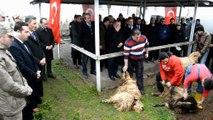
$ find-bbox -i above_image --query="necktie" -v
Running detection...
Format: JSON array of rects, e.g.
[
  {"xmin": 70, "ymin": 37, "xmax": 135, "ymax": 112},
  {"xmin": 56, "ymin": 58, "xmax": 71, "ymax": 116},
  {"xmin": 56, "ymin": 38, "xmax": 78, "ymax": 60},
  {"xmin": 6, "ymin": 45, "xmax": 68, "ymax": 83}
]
[
  {"xmin": 87, "ymin": 22, "xmax": 93, "ymax": 34},
  {"xmin": 31, "ymin": 32, "xmax": 37, "ymax": 40},
  {"xmin": 23, "ymin": 43, "xmax": 31, "ymax": 54}
]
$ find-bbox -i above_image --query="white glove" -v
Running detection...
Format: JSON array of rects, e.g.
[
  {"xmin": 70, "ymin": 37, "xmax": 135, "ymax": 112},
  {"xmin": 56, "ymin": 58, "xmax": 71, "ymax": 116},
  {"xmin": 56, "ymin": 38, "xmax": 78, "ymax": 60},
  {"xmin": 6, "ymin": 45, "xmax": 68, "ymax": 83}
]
[
  {"xmin": 161, "ymin": 80, "xmax": 166, "ymax": 85},
  {"xmin": 123, "ymin": 65, "xmax": 128, "ymax": 72},
  {"xmin": 27, "ymin": 86, "xmax": 33, "ymax": 95},
  {"xmin": 183, "ymin": 92, "xmax": 188, "ymax": 100},
  {"xmin": 166, "ymin": 82, "xmax": 171, "ymax": 87},
  {"xmin": 197, "ymin": 101, "xmax": 203, "ymax": 106},
  {"xmin": 145, "ymin": 53, "xmax": 149, "ymax": 58}
]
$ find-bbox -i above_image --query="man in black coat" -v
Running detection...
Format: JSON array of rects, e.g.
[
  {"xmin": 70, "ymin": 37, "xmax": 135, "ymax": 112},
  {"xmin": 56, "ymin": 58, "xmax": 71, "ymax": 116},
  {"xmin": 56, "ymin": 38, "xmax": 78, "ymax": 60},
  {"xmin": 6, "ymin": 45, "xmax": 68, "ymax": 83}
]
[
  {"xmin": 123, "ymin": 17, "xmax": 134, "ymax": 40},
  {"xmin": 35, "ymin": 18, "xmax": 55, "ymax": 78},
  {"xmin": 80, "ymin": 13, "xmax": 95, "ymax": 79},
  {"xmin": 25, "ymin": 15, "xmax": 45, "ymax": 108},
  {"xmin": 70, "ymin": 15, "xmax": 83, "ymax": 68},
  {"xmin": 106, "ymin": 20, "xmax": 124, "ymax": 80},
  {"xmin": 9, "ymin": 22, "xmax": 41, "ymax": 120}
]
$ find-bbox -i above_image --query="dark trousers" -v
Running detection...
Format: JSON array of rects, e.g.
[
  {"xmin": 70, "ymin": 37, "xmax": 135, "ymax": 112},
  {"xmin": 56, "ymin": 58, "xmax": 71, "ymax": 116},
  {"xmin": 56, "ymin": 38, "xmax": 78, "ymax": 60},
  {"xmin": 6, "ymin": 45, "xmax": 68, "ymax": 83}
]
[
  {"xmin": 72, "ymin": 48, "xmax": 82, "ymax": 65},
  {"xmin": 22, "ymin": 104, "xmax": 33, "ymax": 120},
  {"xmin": 107, "ymin": 57, "xmax": 119, "ymax": 77},
  {"xmin": 156, "ymin": 72, "xmax": 164, "ymax": 92},
  {"xmin": 128, "ymin": 58, "xmax": 144, "ymax": 92},
  {"xmin": 82, "ymin": 54, "xmax": 95, "ymax": 75},
  {"xmin": 206, "ymin": 47, "xmax": 213, "ymax": 72},
  {"xmin": 46, "ymin": 60, "xmax": 52, "ymax": 74}
]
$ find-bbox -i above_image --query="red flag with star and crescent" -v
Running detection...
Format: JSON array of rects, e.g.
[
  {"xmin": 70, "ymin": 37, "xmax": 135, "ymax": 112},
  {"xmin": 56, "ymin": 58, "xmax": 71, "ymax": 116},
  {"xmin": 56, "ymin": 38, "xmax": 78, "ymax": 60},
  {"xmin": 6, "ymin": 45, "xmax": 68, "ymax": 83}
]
[
  {"xmin": 49, "ymin": 0, "xmax": 62, "ymax": 44},
  {"xmin": 165, "ymin": 7, "xmax": 177, "ymax": 25}
]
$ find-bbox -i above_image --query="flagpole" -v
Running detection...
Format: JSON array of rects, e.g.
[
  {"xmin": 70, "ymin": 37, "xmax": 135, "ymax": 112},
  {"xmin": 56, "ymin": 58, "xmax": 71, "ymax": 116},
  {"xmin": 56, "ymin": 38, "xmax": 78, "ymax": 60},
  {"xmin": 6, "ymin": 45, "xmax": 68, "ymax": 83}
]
[{"xmin": 57, "ymin": 44, "xmax": 60, "ymax": 58}]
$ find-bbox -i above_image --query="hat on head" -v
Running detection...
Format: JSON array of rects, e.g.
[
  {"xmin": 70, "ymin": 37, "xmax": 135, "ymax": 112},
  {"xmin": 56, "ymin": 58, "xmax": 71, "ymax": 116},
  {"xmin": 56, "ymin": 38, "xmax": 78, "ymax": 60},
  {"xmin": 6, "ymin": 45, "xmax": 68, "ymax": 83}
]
[
  {"xmin": 158, "ymin": 52, "xmax": 169, "ymax": 61},
  {"xmin": 203, "ymin": 78, "xmax": 213, "ymax": 90},
  {"xmin": 196, "ymin": 26, "xmax": 204, "ymax": 32},
  {"xmin": 0, "ymin": 10, "xmax": 6, "ymax": 17},
  {"xmin": 0, "ymin": 23, "xmax": 14, "ymax": 37}
]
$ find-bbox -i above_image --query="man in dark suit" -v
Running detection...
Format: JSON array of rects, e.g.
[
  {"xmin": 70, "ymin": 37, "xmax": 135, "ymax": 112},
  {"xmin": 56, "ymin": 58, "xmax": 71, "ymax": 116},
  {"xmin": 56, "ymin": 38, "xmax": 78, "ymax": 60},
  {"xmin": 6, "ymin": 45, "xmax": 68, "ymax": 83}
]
[
  {"xmin": 9, "ymin": 22, "xmax": 41, "ymax": 120},
  {"xmin": 123, "ymin": 17, "xmax": 134, "ymax": 40},
  {"xmin": 70, "ymin": 15, "xmax": 83, "ymax": 69},
  {"xmin": 35, "ymin": 18, "xmax": 55, "ymax": 78},
  {"xmin": 25, "ymin": 16, "xmax": 45, "ymax": 105},
  {"xmin": 81, "ymin": 13, "xmax": 95, "ymax": 79}
]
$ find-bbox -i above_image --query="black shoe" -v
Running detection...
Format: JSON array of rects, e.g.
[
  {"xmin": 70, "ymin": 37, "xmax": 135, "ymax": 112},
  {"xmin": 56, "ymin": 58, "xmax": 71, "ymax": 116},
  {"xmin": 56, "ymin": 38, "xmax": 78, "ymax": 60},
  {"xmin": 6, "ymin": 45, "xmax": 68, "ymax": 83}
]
[
  {"xmin": 83, "ymin": 74, "xmax": 88, "ymax": 80},
  {"xmin": 47, "ymin": 73, "xmax": 56, "ymax": 78},
  {"xmin": 109, "ymin": 76, "xmax": 115, "ymax": 81},
  {"xmin": 140, "ymin": 90, "xmax": 145, "ymax": 95},
  {"xmin": 114, "ymin": 74, "xmax": 120, "ymax": 79},
  {"xmin": 90, "ymin": 71, "xmax": 96, "ymax": 75},
  {"xmin": 75, "ymin": 65, "xmax": 79, "ymax": 69},
  {"xmin": 43, "ymin": 77, "xmax": 47, "ymax": 81}
]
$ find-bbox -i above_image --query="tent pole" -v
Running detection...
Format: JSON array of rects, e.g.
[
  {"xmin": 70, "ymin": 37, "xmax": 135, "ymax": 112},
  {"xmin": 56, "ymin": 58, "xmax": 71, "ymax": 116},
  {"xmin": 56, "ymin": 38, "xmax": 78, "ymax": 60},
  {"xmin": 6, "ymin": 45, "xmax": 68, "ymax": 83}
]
[
  {"xmin": 57, "ymin": 44, "xmax": 60, "ymax": 58},
  {"xmin": 107, "ymin": 4, "xmax": 110, "ymax": 15},
  {"xmin": 142, "ymin": 0, "xmax": 146, "ymax": 19},
  {"xmin": 187, "ymin": 2, "xmax": 198, "ymax": 55},
  {"xmin": 38, "ymin": 3, "xmax": 42, "ymax": 20},
  {"xmin": 95, "ymin": 0, "xmax": 101, "ymax": 93},
  {"xmin": 139, "ymin": 0, "xmax": 143, "ymax": 18},
  {"xmin": 178, "ymin": 6, "xmax": 182, "ymax": 23}
]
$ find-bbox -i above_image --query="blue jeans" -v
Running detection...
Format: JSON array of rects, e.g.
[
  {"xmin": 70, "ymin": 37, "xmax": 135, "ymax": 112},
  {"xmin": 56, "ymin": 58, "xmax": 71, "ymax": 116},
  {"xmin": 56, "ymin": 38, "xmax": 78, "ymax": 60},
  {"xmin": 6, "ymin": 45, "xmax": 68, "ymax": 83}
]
[
  {"xmin": 82, "ymin": 54, "xmax": 95, "ymax": 75},
  {"xmin": 200, "ymin": 48, "xmax": 210, "ymax": 64},
  {"xmin": 184, "ymin": 67, "xmax": 203, "ymax": 94}
]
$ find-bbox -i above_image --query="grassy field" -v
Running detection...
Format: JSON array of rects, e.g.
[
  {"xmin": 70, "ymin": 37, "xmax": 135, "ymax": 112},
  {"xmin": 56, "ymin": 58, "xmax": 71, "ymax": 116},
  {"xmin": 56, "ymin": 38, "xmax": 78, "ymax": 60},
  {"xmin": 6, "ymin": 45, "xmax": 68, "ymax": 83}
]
[{"xmin": 35, "ymin": 59, "xmax": 175, "ymax": 120}]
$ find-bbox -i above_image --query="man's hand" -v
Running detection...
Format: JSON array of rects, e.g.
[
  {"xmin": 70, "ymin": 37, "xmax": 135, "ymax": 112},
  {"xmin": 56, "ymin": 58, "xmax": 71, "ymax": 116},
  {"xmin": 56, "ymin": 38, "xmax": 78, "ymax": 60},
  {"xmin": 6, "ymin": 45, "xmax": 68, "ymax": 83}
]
[
  {"xmin": 36, "ymin": 70, "xmax": 41, "ymax": 79},
  {"xmin": 40, "ymin": 58, "xmax": 46, "ymax": 66},
  {"xmin": 27, "ymin": 86, "xmax": 33, "ymax": 95},
  {"xmin": 161, "ymin": 80, "xmax": 166, "ymax": 85},
  {"xmin": 117, "ymin": 43, "xmax": 123, "ymax": 48},
  {"xmin": 166, "ymin": 82, "xmax": 171, "ymax": 87},
  {"xmin": 123, "ymin": 65, "xmax": 128, "ymax": 72},
  {"xmin": 145, "ymin": 53, "xmax": 149, "ymax": 58}
]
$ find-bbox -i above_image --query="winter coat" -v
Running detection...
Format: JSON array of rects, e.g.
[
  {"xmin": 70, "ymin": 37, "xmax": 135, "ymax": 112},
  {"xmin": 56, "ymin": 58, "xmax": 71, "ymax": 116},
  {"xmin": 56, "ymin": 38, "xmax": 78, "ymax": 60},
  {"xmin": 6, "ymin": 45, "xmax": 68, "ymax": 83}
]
[
  {"xmin": 193, "ymin": 31, "xmax": 212, "ymax": 55},
  {"xmin": 160, "ymin": 55, "xmax": 184, "ymax": 86},
  {"xmin": 0, "ymin": 44, "xmax": 29, "ymax": 116}
]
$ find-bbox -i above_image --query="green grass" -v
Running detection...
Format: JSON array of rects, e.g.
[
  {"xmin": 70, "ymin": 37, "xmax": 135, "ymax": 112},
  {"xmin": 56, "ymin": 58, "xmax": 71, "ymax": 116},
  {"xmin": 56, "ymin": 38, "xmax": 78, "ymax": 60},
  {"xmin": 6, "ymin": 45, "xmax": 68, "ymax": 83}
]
[{"xmin": 35, "ymin": 59, "xmax": 175, "ymax": 120}]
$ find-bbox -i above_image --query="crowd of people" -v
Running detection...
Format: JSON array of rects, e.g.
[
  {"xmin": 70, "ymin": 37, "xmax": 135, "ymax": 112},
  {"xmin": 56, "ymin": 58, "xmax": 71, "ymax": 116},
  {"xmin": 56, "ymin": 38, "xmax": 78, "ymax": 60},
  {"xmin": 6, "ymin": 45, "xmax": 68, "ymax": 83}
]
[
  {"xmin": 69, "ymin": 13, "xmax": 213, "ymax": 80},
  {"xmin": 69, "ymin": 12, "xmax": 213, "ymax": 108},
  {"xmin": 0, "ymin": 10, "xmax": 55, "ymax": 120},
  {"xmin": 0, "ymin": 8, "xmax": 213, "ymax": 119}
]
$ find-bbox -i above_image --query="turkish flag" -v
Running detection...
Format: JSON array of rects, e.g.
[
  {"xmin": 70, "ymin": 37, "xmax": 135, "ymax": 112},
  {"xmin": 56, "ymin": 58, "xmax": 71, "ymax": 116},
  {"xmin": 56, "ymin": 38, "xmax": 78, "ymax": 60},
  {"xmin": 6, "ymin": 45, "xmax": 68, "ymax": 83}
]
[
  {"xmin": 82, "ymin": 4, "xmax": 95, "ymax": 21},
  {"xmin": 165, "ymin": 7, "xmax": 177, "ymax": 25},
  {"xmin": 49, "ymin": 0, "xmax": 61, "ymax": 44}
]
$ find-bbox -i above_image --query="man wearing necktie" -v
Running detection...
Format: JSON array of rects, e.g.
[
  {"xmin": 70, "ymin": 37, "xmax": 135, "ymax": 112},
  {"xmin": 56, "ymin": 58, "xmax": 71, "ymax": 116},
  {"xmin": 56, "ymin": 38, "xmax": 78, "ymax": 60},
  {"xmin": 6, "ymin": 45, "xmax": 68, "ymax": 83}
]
[
  {"xmin": 9, "ymin": 21, "xmax": 40, "ymax": 120},
  {"xmin": 35, "ymin": 18, "xmax": 56, "ymax": 79},
  {"xmin": 81, "ymin": 13, "xmax": 96, "ymax": 79},
  {"xmin": 25, "ymin": 15, "xmax": 45, "ymax": 112},
  {"xmin": 124, "ymin": 17, "xmax": 134, "ymax": 40}
]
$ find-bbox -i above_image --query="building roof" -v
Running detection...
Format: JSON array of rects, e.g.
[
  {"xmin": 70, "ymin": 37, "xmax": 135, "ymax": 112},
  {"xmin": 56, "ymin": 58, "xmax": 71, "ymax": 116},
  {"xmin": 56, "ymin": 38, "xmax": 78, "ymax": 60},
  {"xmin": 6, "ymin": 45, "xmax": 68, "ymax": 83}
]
[{"xmin": 31, "ymin": 0, "xmax": 213, "ymax": 7}]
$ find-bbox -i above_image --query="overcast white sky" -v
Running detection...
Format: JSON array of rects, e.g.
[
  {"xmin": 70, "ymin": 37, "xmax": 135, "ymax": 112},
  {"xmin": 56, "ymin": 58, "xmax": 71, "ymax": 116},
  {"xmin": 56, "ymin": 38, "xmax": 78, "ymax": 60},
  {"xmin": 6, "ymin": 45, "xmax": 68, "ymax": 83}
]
[{"xmin": 1, "ymin": 0, "xmax": 213, "ymax": 32}]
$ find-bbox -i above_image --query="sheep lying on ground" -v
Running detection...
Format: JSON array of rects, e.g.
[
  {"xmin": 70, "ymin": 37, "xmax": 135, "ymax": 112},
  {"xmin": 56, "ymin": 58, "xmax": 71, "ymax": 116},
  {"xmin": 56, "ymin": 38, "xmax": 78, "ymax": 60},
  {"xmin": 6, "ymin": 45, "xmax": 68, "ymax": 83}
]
[
  {"xmin": 154, "ymin": 86, "xmax": 197, "ymax": 113},
  {"xmin": 101, "ymin": 72, "xmax": 144, "ymax": 112}
]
